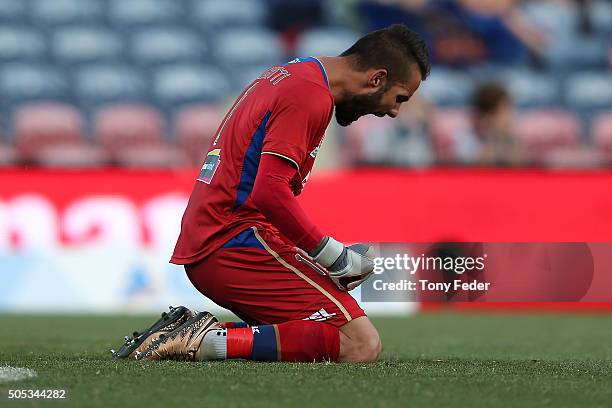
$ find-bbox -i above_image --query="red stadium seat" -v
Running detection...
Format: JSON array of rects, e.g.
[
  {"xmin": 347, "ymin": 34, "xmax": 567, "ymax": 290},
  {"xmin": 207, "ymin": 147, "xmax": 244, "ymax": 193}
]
[
  {"xmin": 94, "ymin": 104, "xmax": 165, "ymax": 152},
  {"xmin": 542, "ymin": 146, "xmax": 604, "ymax": 168},
  {"xmin": 114, "ymin": 143, "xmax": 190, "ymax": 168},
  {"xmin": 0, "ymin": 142, "xmax": 18, "ymax": 166},
  {"xmin": 174, "ymin": 104, "xmax": 223, "ymax": 165},
  {"xmin": 341, "ymin": 114, "xmax": 396, "ymax": 165},
  {"xmin": 592, "ymin": 111, "xmax": 612, "ymax": 161},
  {"xmin": 14, "ymin": 103, "xmax": 85, "ymax": 160},
  {"xmin": 33, "ymin": 142, "xmax": 108, "ymax": 167},
  {"xmin": 514, "ymin": 109, "xmax": 582, "ymax": 160},
  {"xmin": 95, "ymin": 104, "xmax": 193, "ymax": 167},
  {"xmin": 429, "ymin": 108, "xmax": 471, "ymax": 163}
]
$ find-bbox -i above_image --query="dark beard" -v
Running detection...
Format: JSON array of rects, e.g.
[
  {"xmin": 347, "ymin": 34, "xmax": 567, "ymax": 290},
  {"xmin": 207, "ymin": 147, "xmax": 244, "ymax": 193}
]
[{"xmin": 334, "ymin": 88, "xmax": 386, "ymax": 127}]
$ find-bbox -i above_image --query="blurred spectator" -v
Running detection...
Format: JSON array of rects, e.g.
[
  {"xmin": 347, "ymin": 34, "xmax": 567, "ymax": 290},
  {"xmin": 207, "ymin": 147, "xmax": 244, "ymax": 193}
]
[
  {"xmin": 450, "ymin": 82, "xmax": 526, "ymax": 165},
  {"xmin": 358, "ymin": 0, "xmax": 546, "ymax": 66},
  {"xmin": 451, "ymin": 0, "xmax": 547, "ymax": 62},
  {"xmin": 524, "ymin": 0, "xmax": 609, "ymax": 69},
  {"xmin": 267, "ymin": 0, "xmax": 325, "ymax": 33},
  {"xmin": 266, "ymin": 0, "xmax": 325, "ymax": 52}
]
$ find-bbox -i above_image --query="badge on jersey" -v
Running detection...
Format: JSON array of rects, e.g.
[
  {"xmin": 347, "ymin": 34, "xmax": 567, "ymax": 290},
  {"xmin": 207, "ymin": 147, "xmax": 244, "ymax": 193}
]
[{"xmin": 197, "ymin": 149, "xmax": 221, "ymax": 184}]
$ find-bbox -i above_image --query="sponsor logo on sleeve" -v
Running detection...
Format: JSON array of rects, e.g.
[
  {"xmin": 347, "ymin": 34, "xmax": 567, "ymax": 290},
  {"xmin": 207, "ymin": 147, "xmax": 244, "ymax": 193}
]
[{"xmin": 197, "ymin": 149, "xmax": 221, "ymax": 184}]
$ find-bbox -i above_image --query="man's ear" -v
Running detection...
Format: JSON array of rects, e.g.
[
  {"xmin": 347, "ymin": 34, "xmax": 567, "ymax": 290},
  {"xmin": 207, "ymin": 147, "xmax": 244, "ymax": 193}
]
[{"xmin": 368, "ymin": 69, "xmax": 388, "ymax": 89}]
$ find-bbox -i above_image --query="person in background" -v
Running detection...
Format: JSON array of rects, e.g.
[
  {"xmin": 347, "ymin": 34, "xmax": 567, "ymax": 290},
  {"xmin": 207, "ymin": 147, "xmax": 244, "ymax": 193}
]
[
  {"xmin": 445, "ymin": 0, "xmax": 547, "ymax": 64},
  {"xmin": 453, "ymin": 82, "xmax": 526, "ymax": 166},
  {"xmin": 358, "ymin": 0, "xmax": 546, "ymax": 66}
]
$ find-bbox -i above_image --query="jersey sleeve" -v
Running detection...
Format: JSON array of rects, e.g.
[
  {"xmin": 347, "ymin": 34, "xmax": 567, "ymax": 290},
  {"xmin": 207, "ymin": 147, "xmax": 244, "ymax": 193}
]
[
  {"xmin": 251, "ymin": 153, "xmax": 324, "ymax": 252},
  {"xmin": 262, "ymin": 83, "xmax": 332, "ymax": 170}
]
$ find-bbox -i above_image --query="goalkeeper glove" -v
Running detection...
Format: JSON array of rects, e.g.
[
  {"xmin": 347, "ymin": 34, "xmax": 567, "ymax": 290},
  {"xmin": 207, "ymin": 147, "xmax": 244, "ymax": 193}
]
[{"xmin": 309, "ymin": 237, "xmax": 375, "ymax": 291}]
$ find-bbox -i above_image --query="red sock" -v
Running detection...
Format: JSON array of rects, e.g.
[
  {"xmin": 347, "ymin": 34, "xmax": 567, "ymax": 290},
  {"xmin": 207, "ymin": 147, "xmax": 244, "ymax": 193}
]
[{"xmin": 222, "ymin": 321, "xmax": 340, "ymax": 362}]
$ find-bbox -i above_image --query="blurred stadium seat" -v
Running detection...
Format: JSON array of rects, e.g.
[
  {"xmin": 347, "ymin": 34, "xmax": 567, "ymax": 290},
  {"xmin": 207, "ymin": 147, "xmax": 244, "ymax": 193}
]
[
  {"xmin": 0, "ymin": 141, "xmax": 17, "ymax": 165},
  {"xmin": 342, "ymin": 115, "xmax": 397, "ymax": 165},
  {"xmin": 212, "ymin": 28, "xmax": 283, "ymax": 67},
  {"xmin": 229, "ymin": 64, "xmax": 271, "ymax": 93},
  {"xmin": 0, "ymin": 0, "xmax": 26, "ymax": 22},
  {"xmin": 547, "ymin": 35, "xmax": 608, "ymax": 70},
  {"xmin": 190, "ymin": 0, "xmax": 268, "ymax": 29},
  {"xmin": 153, "ymin": 64, "xmax": 230, "ymax": 108},
  {"xmin": 429, "ymin": 108, "xmax": 472, "ymax": 163},
  {"xmin": 295, "ymin": 28, "xmax": 360, "ymax": 57},
  {"xmin": 109, "ymin": 0, "xmax": 183, "ymax": 27},
  {"xmin": 503, "ymin": 70, "xmax": 560, "ymax": 108},
  {"xmin": 131, "ymin": 27, "xmax": 207, "ymax": 66},
  {"xmin": 419, "ymin": 69, "xmax": 474, "ymax": 106},
  {"xmin": 33, "ymin": 143, "xmax": 108, "ymax": 168},
  {"xmin": 515, "ymin": 109, "xmax": 582, "ymax": 160},
  {"xmin": 30, "ymin": 0, "xmax": 104, "ymax": 26},
  {"xmin": 0, "ymin": 64, "xmax": 69, "ymax": 106},
  {"xmin": 13, "ymin": 103, "xmax": 84, "ymax": 159},
  {"xmin": 0, "ymin": 112, "xmax": 16, "ymax": 164},
  {"xmin": 522, "ymin": 1, "xmax": 578, "ymax": 39},
  {"xmin": 541, "ymin": 146, "xmax": 604, "ymax": 169},
  {"xmin": 0, "ymin": 0, "xmax": 604, "ymax": 169},
  {"xmin": 75, "ymin": 64, "xmax": 148, "ymax": 108},
  {"xmin": 0, "ymin": 26, "xmax": 46, "ymax": 62},
  {"xmin": 113, "ymin": 144, "xmax": 190, "ymax": 168},
  {"xmin": 174, "ymin": 104, "xmax": 223, "ymax": 165},
  {"xmin": 592, "ymin": 111, "xmax": 612, "ymax": 158},
  {"xmin": 589, "ymin": 0, "xmax": 612, "ymax": 35},
  {"xmin": 52, "ymin": 27, "xmax": 124, "ymax": 65},
  {"xmin": 95, "ymin": 103, "xmax": 189, "ymax": 167},
  {"xmin": 565, "ymin": 73, "xmax": 612, "ymax": 112},
  {"xmin": 94, "ymin": 104, "xmax": 165, "ymax": 153}
]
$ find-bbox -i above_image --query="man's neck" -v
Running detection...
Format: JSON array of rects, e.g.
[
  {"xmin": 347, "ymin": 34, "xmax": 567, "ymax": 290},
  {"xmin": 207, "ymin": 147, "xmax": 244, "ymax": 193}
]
[{"xmin": 316, "ymin": 56, "xmax": 359, "ymax": 105}]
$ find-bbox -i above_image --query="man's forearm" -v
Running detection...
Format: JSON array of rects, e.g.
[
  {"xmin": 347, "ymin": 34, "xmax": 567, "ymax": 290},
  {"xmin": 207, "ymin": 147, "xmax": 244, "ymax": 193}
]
[{"xmin": 251, "ymin": 154, "xmax": 324, "ymax": 252}]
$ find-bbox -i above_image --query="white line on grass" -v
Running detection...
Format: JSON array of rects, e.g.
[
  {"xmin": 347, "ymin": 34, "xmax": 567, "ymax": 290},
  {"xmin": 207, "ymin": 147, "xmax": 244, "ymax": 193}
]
[{"xmin": 0, "ymin": 366, "xmax": 37, "ymax": 383}]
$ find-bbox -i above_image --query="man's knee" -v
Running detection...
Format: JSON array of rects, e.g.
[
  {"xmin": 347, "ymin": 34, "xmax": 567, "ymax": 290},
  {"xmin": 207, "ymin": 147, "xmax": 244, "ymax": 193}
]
[
  {"xmin": 339, "ymin": 317, "xmax": 382, "ymax": 363},
  {"xmin": 353, "ymin": 332, "xmax": 381, "ymax": 363}
]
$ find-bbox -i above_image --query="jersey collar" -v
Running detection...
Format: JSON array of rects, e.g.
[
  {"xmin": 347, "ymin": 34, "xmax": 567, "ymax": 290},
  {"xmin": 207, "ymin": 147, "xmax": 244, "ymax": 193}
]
[{"xmin": 287, "ymin": 56, "xmax": 329, "ymax": 88}]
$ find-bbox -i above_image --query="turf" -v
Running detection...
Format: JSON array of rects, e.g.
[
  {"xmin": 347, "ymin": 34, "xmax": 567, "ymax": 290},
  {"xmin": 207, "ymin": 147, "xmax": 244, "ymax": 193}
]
[{"xmin": 0, "ymin": 312, "xmax": 611, "ymax": 408}]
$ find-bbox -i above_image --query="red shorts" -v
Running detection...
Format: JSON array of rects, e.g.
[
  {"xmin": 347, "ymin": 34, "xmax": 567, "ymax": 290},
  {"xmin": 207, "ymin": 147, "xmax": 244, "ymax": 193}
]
[{"xmin": 185, "ymin": 226, "xmax": 365, "ymax": 328}]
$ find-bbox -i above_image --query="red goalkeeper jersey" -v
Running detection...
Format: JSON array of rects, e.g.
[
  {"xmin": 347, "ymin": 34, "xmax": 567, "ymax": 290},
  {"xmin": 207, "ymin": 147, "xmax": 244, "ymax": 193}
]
[{"xmin": 171, "ymin": 57, "xmax": 334, "ymax": 265}]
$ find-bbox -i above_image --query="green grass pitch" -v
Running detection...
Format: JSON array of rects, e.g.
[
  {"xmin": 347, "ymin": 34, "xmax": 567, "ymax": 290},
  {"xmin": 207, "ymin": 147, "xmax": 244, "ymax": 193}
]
[{"xmin": 0, "ymin": 312, "xmax": 611, "ymax": 407}]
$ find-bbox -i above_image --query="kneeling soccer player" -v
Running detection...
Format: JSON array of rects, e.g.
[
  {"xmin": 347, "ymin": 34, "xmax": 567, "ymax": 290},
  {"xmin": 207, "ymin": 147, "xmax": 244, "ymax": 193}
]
[{"xmin": 120, "ymin": 24, "xmax": 429, "ymax": 363}]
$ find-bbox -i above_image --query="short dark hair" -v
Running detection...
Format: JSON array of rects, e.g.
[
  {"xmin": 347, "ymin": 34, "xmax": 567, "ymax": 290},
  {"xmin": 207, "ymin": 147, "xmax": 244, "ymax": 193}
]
[
  {"xmin": 472, "ymin": 82, "xmax": 511, "ymax": 115},
  {"xmin": 340, "ymin": 24, "xmax": 430, "ymax": 84}
]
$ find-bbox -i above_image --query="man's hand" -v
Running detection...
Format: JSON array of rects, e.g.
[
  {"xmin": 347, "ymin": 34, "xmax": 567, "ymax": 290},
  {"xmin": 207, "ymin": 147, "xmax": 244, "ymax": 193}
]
[{"xmin": 309, "ymin": 237, "xmax": 375, "ymax": 291}]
